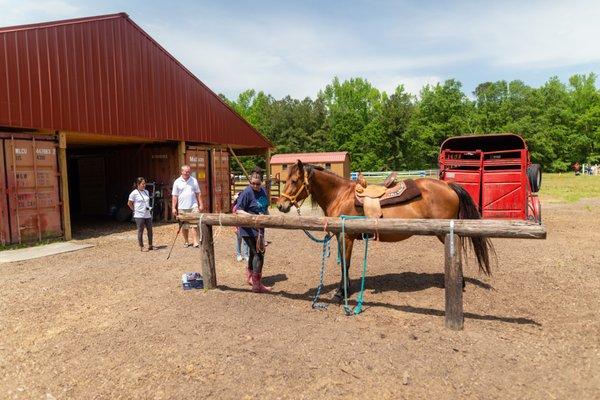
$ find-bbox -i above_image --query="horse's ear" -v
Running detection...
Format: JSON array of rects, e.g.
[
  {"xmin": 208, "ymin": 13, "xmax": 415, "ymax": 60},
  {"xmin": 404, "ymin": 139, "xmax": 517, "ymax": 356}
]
[{"xmin": 297, "ymin": 159, "xmax": 304, "ymax": 171}]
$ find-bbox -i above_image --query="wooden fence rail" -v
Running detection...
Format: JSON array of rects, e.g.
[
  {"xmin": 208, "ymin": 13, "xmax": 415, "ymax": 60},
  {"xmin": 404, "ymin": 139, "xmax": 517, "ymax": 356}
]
[{"xmin": 177, "ymin": 213, "xmax": 546, "ymax": 330}]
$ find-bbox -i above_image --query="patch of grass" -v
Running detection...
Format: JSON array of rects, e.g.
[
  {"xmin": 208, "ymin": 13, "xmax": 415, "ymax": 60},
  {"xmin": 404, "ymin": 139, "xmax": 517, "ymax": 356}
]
[
  {"xmin": 0, "ymin": 237, "xmax": 63, "ymax": 252},
  {"xmin": 539, "ymin": 173, "xmax": 600, "ymax": 203}
]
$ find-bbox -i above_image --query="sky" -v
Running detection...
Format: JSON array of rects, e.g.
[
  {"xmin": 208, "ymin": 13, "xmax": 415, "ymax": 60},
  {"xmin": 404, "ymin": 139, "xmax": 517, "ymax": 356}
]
[{"xmin": 1, "ymin": 0, "xmax": 599, "ymax": 100}]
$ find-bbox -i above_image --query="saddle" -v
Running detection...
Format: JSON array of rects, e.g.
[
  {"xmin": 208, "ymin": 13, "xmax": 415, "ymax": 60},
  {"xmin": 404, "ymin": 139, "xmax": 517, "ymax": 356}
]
[
  {"xmin": 356, "ymin": 171, "xmax": 398, "ymax": 190},
  {"xmin": 355, "ymin": 178, "xmax": 421, "ymax": 218}
]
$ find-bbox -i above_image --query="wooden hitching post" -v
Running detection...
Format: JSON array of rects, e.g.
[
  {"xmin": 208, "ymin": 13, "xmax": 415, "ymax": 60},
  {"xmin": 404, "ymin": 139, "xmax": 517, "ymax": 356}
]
[
  {"xmin": 201, "ymin": 221, "xmax": 217, "ymax": 289},
  {"xmin": 265, "ymin": 148, "xmax": 272, "ymax": 201},
  {"xmin": 444, "ymin": 233, "xmax": 463, "ymax": 330}
]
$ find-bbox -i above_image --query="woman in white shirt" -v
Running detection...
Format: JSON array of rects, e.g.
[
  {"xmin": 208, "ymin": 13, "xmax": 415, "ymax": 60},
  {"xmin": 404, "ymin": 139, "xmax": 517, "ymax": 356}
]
[{"xmin": 127, "ymin": 177, "xmax": 154, "ymax": 251}]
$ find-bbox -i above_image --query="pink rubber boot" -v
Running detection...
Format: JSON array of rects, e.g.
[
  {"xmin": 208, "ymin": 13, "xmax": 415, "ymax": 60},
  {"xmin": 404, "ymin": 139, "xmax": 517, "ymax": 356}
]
[{"xmin": 251, "ymin": 273, "xmax": 272, "ymax": 293}]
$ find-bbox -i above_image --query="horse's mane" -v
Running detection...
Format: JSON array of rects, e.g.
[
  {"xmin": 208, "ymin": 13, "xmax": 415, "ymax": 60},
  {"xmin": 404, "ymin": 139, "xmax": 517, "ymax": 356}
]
[
  {"xmin": 303, "ymin": 163, "xmax": 354, "ymax": 209},
  {"xmin": 305, "ymin": 164, "xmax": 353, "ymax": 183}
]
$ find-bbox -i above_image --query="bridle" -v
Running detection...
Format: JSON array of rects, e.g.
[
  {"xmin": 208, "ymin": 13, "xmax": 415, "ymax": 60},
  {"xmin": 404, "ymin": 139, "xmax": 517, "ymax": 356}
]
[{"xmin": 279, "ymin": 169, "xmax": 310, "ymax": 213}]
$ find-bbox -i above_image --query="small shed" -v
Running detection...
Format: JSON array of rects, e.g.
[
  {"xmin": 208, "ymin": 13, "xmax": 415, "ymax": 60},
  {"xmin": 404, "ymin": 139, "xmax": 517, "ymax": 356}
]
[{"xmin": 270, "ymin": 152, "xmax": 351, "ymax": 180}]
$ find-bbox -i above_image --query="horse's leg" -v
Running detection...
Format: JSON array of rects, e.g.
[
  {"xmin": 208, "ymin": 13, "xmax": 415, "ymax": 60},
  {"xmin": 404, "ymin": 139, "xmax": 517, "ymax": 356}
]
[{"xmin": 333, "ymin": 236, "xmax": 355, "ymax": 303}]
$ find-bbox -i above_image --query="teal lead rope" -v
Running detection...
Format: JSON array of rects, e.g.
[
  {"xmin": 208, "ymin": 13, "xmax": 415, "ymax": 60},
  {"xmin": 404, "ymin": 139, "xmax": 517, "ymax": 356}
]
[
  {"xmin": 303, "ymin": 230, "xmax": 333, "ymax": 309},
  {"xmin": 339, "ymin": 215, "xmax": 370, "ymax": 316},
  {"xmin": 304, "ymin": 216, "xmax": 371, "ymax": 315}
]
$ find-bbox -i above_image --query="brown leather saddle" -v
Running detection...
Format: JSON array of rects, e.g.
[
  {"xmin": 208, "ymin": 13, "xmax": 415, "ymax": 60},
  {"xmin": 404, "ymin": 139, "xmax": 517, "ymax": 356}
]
[
  {"xmin": 355, "ymin": 177, "xmax": 421, "ymax": 218},
  {"xmin": 356, "ymin": 171, "xmax": 399, "ymax": 189}
]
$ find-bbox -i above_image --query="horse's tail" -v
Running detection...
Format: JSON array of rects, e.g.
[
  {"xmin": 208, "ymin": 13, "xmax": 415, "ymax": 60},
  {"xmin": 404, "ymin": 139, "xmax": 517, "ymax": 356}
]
[{"xmin": 448, "ymin": 182, "xmax": 495, "ymax": 275}]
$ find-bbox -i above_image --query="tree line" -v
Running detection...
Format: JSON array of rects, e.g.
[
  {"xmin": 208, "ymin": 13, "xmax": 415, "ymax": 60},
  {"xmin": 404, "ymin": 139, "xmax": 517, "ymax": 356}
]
[{"xmin": 221, "ymin": 73, "xmax": 600, "ymax": 173}]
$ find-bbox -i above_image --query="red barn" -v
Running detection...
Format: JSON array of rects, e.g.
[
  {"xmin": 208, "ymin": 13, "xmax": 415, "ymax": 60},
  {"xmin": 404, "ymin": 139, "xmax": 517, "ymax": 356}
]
[{"xmin": 0, "ymin": 13, "xmax": 272, "ymax": 244}]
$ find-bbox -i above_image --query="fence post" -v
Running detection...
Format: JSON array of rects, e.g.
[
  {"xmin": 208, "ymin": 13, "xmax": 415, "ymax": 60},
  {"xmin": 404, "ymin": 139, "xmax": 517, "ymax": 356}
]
[
  {"xmin": 444, "ymin": 233, "xmax": 464, "ymax": 330},
  {"xmin": 201, "ymin": 222, "xmax": 217, "ymax": 289}
]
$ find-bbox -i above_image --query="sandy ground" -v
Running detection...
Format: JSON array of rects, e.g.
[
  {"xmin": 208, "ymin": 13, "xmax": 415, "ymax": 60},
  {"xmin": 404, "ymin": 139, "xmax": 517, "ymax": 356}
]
[{"xmin": 0, "ymin": 202, "xmax": 599, "ymax": 399}]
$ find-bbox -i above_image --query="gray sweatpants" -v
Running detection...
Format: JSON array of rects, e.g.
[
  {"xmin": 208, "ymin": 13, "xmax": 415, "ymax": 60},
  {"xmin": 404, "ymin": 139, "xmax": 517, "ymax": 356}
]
[{"xmin": 134, "ymin": 217, "xmax": 153, "ymax": 247}]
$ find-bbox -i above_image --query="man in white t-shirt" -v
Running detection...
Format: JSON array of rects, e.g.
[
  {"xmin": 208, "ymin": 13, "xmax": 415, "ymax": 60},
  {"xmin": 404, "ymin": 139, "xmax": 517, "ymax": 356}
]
[{"xmin": 172, "ymin": 165, "xmax": 204, "ymax": 247}]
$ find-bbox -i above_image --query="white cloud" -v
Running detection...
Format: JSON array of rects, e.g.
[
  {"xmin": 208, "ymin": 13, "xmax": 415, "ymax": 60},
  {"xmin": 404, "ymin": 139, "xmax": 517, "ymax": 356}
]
[
  {"xmin": 0, "ymin": 0, "xmax": 80, "ymax": 26},
  {"xmin": 145, "ymin": 12, "xmax": 458, "ymax": 98},
  {"xmin": 1, "ymin": 0, "xmax": 598, "ymax": 99},
  {"xmin": 372, "ymin": 75, "xmax": 441, "ymax": 97},
  {"xmin": 401, "ymin": 0, "xmax": 600, "ymax": 69}
]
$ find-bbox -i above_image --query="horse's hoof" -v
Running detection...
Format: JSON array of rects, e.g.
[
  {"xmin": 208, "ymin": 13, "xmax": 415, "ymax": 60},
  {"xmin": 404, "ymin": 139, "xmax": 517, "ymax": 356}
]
[
  {"xmin": 332, "ymin": 289, "xmax": 344, "ymax": 303},
  {"xmin": 332, "ymin": 287, "xmax": 352, "ymax": 303}
]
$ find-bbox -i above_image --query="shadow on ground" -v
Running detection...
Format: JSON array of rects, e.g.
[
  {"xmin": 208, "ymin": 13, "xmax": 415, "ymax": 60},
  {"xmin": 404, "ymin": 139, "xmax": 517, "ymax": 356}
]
[{"xmin": 220, "ymin": 271, "xmax": 539, "ymax": 326}]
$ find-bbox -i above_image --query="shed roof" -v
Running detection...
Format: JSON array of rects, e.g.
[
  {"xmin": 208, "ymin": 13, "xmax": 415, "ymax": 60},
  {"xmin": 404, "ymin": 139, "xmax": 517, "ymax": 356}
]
[
  {"xmin": 270, "ymin": 152, "xmax": 349, "ymax": 164},
  {"xmin": 0, "ymin": 13, "xmax": 272, "ymax": 153}
]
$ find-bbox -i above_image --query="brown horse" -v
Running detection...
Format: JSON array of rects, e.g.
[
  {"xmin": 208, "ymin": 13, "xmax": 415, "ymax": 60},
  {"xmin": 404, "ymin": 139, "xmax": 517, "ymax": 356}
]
[{"xmin": 277, "ymin": 160, "xmax": 493, "ymax": 301}]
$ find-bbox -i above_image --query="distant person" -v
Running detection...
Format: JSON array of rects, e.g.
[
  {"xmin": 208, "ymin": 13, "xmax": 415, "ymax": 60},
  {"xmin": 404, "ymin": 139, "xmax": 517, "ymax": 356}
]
[
  {"xmin": 172, "ymin": 165, "xmax": 203, "ymax": 248},
  {"xmin": 128, "ymin": 177, "xmax": 154, "ymax": 251},
  {"xmin": 235, "ymin": 167, "xmax": 271, "ymax": 293},
  {"xmin": 573, "ymin": 162, "xmax": 581, "ymax": 176}
]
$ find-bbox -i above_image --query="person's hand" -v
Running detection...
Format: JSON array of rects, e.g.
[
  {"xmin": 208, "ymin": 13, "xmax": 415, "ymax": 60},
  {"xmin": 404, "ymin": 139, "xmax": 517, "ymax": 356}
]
[{"xmin": 172, "ymin": 208, "xmax": 178, "ymax": 217}]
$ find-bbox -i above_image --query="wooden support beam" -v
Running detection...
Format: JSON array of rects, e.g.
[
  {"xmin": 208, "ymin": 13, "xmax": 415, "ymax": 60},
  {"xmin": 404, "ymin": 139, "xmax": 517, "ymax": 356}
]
[
  {"xmin": 58, "ymin": 132, "xmax": 72, "ymax": 241},
  {"xmin": 444, "ymin": 233, "xmax": 463, "ymax": 330},
  {"xmin": 178, "ymin": 214, "xmax": 547, "ymax": 239},
  {"xmin": 228, "ymin": 146, "xmax": 250, "ymax": 181},
  {"xmin": 265, "ymin": 148, "xmax": 272, "ymax": 201},
  {"xmin": 200, "ymin": 222, "xmax": 217, "ymax": 289},
  {"xmin": 178, "ymin": 141, "xmax": 186, "ymax": 168}
]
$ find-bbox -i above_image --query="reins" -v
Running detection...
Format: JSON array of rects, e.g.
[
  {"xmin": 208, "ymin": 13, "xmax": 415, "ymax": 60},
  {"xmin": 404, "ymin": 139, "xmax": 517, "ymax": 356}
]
[{"xmin": 288, "ymin": 168, "xmax": 370, "ymax": 316}]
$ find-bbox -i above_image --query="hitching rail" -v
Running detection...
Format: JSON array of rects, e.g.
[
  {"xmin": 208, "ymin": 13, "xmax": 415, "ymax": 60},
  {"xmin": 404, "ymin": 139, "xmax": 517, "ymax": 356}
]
[{"xmin": 178, "ymin": 213, "xmax": 546, "ymax": 330}]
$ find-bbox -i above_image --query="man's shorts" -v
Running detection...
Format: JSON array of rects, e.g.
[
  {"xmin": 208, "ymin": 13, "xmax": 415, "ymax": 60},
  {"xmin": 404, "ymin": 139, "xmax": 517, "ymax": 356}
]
[{"xmin": 180, "ymin": 205, "xmax": 199, "ymax": 229}]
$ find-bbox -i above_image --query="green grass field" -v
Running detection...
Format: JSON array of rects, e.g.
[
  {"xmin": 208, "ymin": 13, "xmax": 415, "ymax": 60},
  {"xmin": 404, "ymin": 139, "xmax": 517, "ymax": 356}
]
[{"xmin": 539, "ymin": 173, "xmax": 600, "ymax": 203}]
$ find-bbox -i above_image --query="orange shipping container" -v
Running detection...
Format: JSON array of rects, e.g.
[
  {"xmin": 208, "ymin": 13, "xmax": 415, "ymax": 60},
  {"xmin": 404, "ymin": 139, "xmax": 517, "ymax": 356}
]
[
  {"xmin": 211, "ymin": 149, "xmax": 231, "ymax": 213},
  {"xmin": 4, "ymin": 138, "xmax": 62, "ymax": 243},
  {"xmin": 185, "ymin": 148, "xmax": 210, "ymax": 211}
]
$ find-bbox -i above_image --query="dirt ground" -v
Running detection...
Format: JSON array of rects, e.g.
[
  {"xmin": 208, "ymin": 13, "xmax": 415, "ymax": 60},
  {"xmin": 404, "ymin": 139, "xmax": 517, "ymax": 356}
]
[{"xmin": 1, "ymin": 201, "xmax": 599, "ymax": 399}]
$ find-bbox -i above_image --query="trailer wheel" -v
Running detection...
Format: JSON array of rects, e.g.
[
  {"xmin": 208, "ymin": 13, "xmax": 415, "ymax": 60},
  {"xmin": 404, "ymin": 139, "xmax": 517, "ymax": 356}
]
[{"xmin": 527, "ymin": 164, "xmax": 542, "ymax": 192}]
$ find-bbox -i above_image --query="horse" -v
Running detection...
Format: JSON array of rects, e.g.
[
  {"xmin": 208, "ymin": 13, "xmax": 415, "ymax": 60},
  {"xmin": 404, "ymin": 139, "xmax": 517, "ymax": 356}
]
[{"xmin": 276, "ymin": 160, "xmax": 494, "ymax": 301}]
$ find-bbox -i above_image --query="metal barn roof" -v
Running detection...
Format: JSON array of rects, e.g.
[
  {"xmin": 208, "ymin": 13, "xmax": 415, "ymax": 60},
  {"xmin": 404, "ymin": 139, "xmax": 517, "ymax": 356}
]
[{"xmin": 0, "ymin": 13, "xmax": 272, "ymax": 153}]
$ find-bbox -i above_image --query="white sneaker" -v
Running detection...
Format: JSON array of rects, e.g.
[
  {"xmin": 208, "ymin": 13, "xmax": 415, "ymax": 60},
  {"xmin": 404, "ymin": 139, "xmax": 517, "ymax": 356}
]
[{"xmin": 236, "ymin": 255, "xmax": 243, "ymax": 262}]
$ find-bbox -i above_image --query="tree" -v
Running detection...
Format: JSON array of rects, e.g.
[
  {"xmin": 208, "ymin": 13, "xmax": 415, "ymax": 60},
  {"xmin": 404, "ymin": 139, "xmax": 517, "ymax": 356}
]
[{"xmin": 407, "ymin": 79, "xmax": 475, "ymax": 168}]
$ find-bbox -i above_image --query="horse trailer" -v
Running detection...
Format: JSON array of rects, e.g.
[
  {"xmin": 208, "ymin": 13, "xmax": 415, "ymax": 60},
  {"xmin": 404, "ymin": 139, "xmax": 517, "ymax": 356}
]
[{"xmin": 439, "ymin": 133, "xmax": 541, "ymax": 223}]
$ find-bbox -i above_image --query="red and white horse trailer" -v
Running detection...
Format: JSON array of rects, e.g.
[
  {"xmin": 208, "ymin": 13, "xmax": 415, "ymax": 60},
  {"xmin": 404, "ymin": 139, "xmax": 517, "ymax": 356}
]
[{"xmin": 439, "ymin": 133, "xmax": 542, "ymax": 223}]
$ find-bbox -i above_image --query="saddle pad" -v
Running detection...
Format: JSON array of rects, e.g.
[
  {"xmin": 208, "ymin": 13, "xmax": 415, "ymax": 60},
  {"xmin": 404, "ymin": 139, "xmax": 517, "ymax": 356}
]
[{"xmin": 355, "ymin": 179, "xmax": 421, "ymax": 209}]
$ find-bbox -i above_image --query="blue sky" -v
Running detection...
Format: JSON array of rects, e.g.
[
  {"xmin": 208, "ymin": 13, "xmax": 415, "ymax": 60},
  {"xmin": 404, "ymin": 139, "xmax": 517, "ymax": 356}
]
[{"xmin": 1, "ymin": 0, "xmax": 599, "ymax": 99}]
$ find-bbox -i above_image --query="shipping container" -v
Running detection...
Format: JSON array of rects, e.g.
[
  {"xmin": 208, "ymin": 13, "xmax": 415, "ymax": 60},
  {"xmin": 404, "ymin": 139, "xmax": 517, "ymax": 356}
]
[
  {"xmin": 185, "ymin": 147, "xmax": 210, "ymax": 211},
  {"xmin": 4, "ymin": 137, "xmax": 62, "ymax": 243},
  {"xmin": 0, "ymin": 140, "xmax": 9, "ymax": 244},
  {"xmin": 211, "ymin": 149, "xmax": 231, "ymax": 213}
]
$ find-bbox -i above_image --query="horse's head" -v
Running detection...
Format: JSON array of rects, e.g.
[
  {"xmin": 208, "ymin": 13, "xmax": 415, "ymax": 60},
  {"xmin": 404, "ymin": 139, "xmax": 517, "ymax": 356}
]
[{"xmin": 277, "ymin": 160, "xmax": 310, "ymax": 213}]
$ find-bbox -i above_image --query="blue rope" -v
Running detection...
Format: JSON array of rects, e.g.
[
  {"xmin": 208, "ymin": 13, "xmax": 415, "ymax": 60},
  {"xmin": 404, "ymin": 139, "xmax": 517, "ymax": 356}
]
[
  {"xmin": 339, "ymin": 215, "xmax": 370, "ymax": 316},
  {"xmin": 303, "ymin": 217, "xmax": 370, "ymax": 316},
  {"xmin": 303, "ymin": 229, "xmax": 330, "ymax": 244},
  {"xmin": 303, "ymin": 230, "xmax": 334, "ymax": 309}
]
